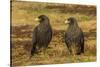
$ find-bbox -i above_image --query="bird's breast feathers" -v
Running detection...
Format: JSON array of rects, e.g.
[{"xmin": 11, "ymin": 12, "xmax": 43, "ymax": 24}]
[{"xmin": 38, "ymin": 24, "xmax": 51, "ymax": 32}]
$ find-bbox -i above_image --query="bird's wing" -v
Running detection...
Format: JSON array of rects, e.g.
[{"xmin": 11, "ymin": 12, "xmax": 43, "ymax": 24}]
[
  {"xmin": 79, "ymin": 28, "xmax": 84, "ymax": 43},
  {"xmin": 80, "ymin": 30, "xmax": 84, "ymax": 52},
  {"xmin": 30, "ymin": 27, "xmax": 38, "ymax": 57},
  {"xmin": 32, "ymin": 27, "xmax": 38, "ymax": 45},
  {"xmin": 47, "ymin": 27, "xmax": 52, "ymax": 43}
]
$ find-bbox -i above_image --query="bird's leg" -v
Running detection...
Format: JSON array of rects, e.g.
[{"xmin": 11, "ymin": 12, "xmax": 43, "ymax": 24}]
[
  {"xmin": 68, "ymin": 47, "xmax": 72, "ymax": 55},
  {"xmin": 43, "ymin": 47, "xmax": 49, "ymax": 59},
  {"xmin": 67, "ymin": 45, "xmax": 72, "ymax": 55},
  {"xmin": 43, "ymin": 47, "xmax": 46, "ymax": 55}
]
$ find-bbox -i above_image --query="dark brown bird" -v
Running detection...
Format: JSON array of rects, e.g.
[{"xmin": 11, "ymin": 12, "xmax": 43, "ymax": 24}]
[
  {"xmin": 64, "ymin": 17, "xmax": 84, "ymax": 55},
  {"xmin": 30, "ymin": 15, "xmax": 52, "ymax": 57}
]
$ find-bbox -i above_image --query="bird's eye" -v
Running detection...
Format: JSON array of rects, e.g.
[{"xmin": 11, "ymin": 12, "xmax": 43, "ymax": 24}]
[
  {"xmin": 68, "ymin": 19, "xmax": 70, "ymax": 21},
  {"xmin": 41, "ymin": 18, "xmax": 45, "ymax": 21}
]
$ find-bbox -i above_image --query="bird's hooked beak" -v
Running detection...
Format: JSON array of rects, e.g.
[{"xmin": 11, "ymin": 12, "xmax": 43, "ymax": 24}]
[
  {"xmin": 65, "ymin": 20, "xmax": 70, "ymax": 24},
  {"xmin": 34, "ymin": 18, "xmax": 40, "ymax": 22}
]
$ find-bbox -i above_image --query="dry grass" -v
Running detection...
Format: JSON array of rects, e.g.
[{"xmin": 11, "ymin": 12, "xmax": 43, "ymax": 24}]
[{"xmin": 11, "ymin": 1, "xmax": 96, "ymax": 66}]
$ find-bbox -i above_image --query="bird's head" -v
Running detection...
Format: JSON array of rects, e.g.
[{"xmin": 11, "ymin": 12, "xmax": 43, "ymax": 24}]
[
  {"xmin": 65, "ymin": 17, "xmax": 77, "ymax": 25},
  {"xmin": 35, "ymin": 15, "xmax": 49, "ymax": 23}
]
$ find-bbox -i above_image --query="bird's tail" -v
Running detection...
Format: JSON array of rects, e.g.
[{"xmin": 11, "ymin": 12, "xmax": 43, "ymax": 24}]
[
  {"xmin": 29, "ymin": 46, "xmax": 36, "ymax": 59},
  {"xmin": 81, "ymin": 34, "xmax": 84, "ymax": 53},
  {"xmin": 81, "ymin": 42, "xmax": 84, "ymax": 53}
]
